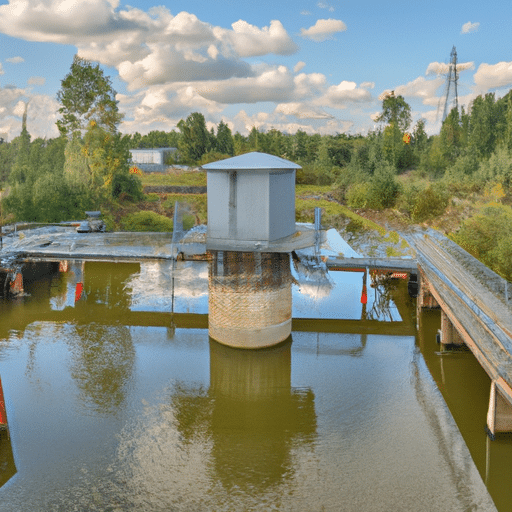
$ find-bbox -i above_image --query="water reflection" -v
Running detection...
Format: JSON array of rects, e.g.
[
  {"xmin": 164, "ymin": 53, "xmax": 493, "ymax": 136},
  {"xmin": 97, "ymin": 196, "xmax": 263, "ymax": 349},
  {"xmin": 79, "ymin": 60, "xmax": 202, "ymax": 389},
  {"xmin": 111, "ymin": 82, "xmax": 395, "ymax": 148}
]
[
  {"xmin": 0, "ymin": 431, "xmax": 15, "ymax": 489},
  {"xmin": 112, "ymin": 336, "xmax": 317, "ymax": 508},
  {"xmin": 66, "ymin": 324, "xmax": 135, "ymax": 415},
  {"xmin": 208, "ymin": 338, "xmax": 316, "ymax": 490}
]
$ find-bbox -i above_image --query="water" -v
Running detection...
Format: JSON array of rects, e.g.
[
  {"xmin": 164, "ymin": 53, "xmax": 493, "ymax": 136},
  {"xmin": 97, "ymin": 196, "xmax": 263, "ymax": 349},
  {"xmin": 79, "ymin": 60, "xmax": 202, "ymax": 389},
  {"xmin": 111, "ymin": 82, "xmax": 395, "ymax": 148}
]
[{"xmin": 0, "ymin": 261, "xmax": 498, "ymax": 511}]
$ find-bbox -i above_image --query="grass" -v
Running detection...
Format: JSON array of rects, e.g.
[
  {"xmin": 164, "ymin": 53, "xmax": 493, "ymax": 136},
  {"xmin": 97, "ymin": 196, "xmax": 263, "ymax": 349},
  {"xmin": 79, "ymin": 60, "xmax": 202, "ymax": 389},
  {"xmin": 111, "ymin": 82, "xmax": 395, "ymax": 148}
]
[{"xmin": 140, "ymin": 170, "xmax": 206, "ymax": 187}]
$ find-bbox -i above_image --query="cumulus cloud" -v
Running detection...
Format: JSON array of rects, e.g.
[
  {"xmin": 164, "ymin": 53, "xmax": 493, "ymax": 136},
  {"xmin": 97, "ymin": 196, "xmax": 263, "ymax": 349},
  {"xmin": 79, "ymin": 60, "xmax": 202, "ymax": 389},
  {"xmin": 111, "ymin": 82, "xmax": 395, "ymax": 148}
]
[
  {"xmin": 300, "ymin": 19, "xmax": 347, "ymax": 42},
  {"xmin": 194, "ymin": 65, "xmax": 295, "ymax": 104},
  {"xmin": 474, "ymin": 61, "xmax": 512, "ymax": 92},
  {"xmin": 0, "ymin": 63, "xmax": 3, "ymax": 76},
  {"xmin": 360, "ymin": 82, "xmax": 375, "ymax": 90},
  {"xmin": 392, "ymin": 76, "xmax": 445, "ymax": 106},
  {"xmin": 461, "ymin": 21, "xmax": 480, "ymax": 34},
  {"xmin": 319, "ymin": 81, "xmax": 372, "ymax": 108},
  {"xmin": 426, "ymin": 61, "xmax": 474, "ymax": 75},
  {"xmin": 6, "ymin": 56, "xmax": 24, "ymax": 64},
  {"xmin": 221, "ymin": 19, "xmax": 298, "ymax": 57},
  {"xmin": 0, "ymin": 1, "xmax": 298, "ymax": 93}
]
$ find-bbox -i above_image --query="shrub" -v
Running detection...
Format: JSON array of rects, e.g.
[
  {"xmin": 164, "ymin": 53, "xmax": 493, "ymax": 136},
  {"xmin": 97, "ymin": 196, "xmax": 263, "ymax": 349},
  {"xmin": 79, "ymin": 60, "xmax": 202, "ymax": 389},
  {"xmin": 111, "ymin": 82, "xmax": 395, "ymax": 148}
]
[
  {"xmin": 411, "ymin": 184, "xmax": 449, "ymax": 222},
  {"xmin": 346, "ymin": 183, "xmax": 369, "ymax": 208},
  {"xmin": 366, "ymin": 163, "xmax": 401, "ymax": 209},
  {"xmin": 120, "ymin": 211, "xmax": 174, "ymax": 232},
  {"xmin": 112, "ymin": 172, "xmax": 143, "ymax": 201}
]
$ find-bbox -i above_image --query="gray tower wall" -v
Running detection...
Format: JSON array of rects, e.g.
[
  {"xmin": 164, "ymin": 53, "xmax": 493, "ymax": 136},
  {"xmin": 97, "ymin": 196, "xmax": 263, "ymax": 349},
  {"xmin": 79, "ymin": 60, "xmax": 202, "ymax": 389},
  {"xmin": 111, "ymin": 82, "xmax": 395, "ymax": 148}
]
[{"xmin": 269, "ymin": 170, "xmax": 295, "ymax": 240}]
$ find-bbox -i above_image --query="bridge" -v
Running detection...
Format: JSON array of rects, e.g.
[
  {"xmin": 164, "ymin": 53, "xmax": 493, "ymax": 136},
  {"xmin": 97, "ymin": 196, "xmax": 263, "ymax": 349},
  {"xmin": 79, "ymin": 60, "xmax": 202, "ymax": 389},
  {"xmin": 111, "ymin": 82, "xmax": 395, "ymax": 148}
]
[
  {"xmin": 2, "ymin": 225, "xmax": 511, "ymax": 437},
  {"xmin": 406, "ymin": 230, "xmax": 512, "ymax": 439}
]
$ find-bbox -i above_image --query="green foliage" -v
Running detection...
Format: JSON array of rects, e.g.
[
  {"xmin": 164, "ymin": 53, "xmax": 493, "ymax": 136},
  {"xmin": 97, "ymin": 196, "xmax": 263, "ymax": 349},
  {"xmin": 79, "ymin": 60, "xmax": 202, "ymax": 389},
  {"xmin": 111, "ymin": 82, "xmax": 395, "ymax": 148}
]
[
  {"xmin": 111, "ymin": 171, "xmax": 143, "ymax": 201},
  {"xmin": 410, "ymin": 185, "xmax": 449, "ymax": 222},
  {"xmin": 215, "ymin": 120, "xmax": 234, "ymax": 156},
  {"xmin": 199, "ymin": 151, "xmax": 232, "ymax": 165},
  {"xmin": 376, "ymin": 91, "xmax": 412, "ymax": 132},
  {"xmin": 57, "ymin": 55, "xmax": 123, "ymax": 138},
  {"xmin": 120, "ymin": 211, "xmax": 174, "ymax": 232},
  {"xmin": 346, "ymin": 183, "xmax": 369, "ymax": 208},
  {"xmin": 177, "ymin": 112, "xmax": 210, "ymax": 163},
  {"xmin": 365, "ymin": 162, "xmax": 401, "ymax": 209},
  {"xmin": 143, "ymin": 193, "xmax": 161, "ymax": 202},
  {"xmin": 477, "ymin": 144, "xmax": 512, "ymax": 191},
  {"xmin": 450, "ymin": 204, "xmax": 512, "ymax": 279},
  {"xmin": 162, "ymin": 194, "xmax": 207, "ymax": 224}
]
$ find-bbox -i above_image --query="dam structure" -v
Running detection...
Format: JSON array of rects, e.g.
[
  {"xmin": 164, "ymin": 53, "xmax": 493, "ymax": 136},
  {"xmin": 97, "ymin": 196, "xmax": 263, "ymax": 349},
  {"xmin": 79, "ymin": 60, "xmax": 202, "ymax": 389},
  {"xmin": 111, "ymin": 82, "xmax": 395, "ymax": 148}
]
[{"xmin": 203, "ymin": 151, "xmax": 316, "ymax": 349}]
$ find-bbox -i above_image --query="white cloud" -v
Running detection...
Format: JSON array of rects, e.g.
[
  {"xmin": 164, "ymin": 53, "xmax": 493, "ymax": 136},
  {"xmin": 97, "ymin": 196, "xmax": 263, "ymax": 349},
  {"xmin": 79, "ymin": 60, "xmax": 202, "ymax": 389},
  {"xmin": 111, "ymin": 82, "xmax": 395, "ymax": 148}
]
[
  {"xmin": 294, "ymin": 61, "xmax": 306, "ymax": 73},
  {"xmin": 426, "ymin": 61, "xmax": 474, "ymax": 75},
  {"xmin": 6, "ymin": 56, "xmax": 24, "ymax": 64},
  {"xmin": 221, "ymin": 19, "xmax": 298, "ymax": 57},
  {"xmin": 473, "ymin": 61, "xmax": 512, "ymax": 92},
  {"xmin": 275, "ymin": 102, "xmax": 334, "ymax": 119},
  {"xmin": 300, "ymin": 19, "xmax": 346, "ymax": 42},
  {"xmin": 392, "ymin": 76, "xmax": 445, "ymax": 106},
  {"xmin": 0, "ymin": 63, "xmax": 3, "ymax": 76},
  {"xmin": 0, "ymin": 1, "xmax": 297, "ymax": 94},
  {"xmin": 27, "ymin": 76, "xmax": 46, "ymax": 86},
  {"xmin": 360, "ymin": 82, "xmax": 375, "ymax": 90},
  {"xmin": 194, "ymin": 65, "xmax": 295, "ymax": 104},
  {"xmin": 319, "ymin": 81, "xmax": 372, "ymax": 108},
  {"xmin": 461, "ymin": 21, "xmax": 480, "ymax": 34}
]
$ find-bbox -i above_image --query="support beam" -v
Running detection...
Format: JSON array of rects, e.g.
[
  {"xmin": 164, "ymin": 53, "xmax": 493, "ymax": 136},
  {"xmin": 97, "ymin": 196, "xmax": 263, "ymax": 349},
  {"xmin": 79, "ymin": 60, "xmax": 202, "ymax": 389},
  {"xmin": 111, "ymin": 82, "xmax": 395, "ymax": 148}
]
[
  {"xmin": 487, "ymin": 378, "xmax": 512, "ymax": 438},
  {"xmin": 439, "ymin": 310, "xmax": 465, "ymax": 346},
  {"xmin": 417, "ymin": 271, "xmax": 439, "ymax": 309}
]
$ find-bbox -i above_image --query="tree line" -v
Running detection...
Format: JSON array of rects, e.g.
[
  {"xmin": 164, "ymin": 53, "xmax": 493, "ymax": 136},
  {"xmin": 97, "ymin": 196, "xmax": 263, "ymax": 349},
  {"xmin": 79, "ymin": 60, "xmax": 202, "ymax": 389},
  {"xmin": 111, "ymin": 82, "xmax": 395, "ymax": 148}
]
[{"xmin": 1, "ymin": 56, "xmax": 512, "ymax": 278}]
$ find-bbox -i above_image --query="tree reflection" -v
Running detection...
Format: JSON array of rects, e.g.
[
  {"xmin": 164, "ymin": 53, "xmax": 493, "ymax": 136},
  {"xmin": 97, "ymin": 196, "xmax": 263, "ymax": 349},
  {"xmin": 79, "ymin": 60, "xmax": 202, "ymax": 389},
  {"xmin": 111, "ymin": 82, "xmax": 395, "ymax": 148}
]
[{"xmin": 67, "ymin": 324, "xmax": 135, "ymax": 415}]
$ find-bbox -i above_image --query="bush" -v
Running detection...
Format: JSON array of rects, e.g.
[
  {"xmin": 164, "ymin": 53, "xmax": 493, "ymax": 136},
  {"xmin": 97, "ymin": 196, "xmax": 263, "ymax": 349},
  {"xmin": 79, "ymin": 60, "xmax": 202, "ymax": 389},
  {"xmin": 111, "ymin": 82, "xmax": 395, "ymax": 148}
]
[
  {"xmin": 346, "ymin": 183, "xmax": 369, "ymax": 208},
  {"xmin": 366, "ymin": 163, "xmax": 401, "ymax": 209},
  {"xmin": 112, "ymin": 172, "xmax": 143, "ymax": 201},
  {"xmin": 120, "ymin": 211, "xmax": 174, "ymax": 232},
  {"xmin": 411, "ymin": 184, "xmax": 449, "ymax": 222},
  {"xmin": 450, "ymin": 204, "xmax": 512, "ymax": 280}
]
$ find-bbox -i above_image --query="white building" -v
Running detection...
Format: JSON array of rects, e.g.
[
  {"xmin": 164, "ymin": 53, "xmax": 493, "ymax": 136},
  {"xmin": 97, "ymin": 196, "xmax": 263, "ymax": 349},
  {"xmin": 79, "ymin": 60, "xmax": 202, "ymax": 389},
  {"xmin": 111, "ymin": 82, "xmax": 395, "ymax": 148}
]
[{"xmin": 129, "ymin": 148, "xmax": 178, "ymax": 172}]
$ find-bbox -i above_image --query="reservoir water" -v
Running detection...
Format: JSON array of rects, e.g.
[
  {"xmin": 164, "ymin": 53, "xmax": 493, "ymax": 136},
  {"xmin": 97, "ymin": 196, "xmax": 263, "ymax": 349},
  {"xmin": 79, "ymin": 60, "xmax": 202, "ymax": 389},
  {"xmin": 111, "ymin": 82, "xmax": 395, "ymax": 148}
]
[{"xmin": 0, "ymin": 260, "xmax": 500, "ymax": 511}]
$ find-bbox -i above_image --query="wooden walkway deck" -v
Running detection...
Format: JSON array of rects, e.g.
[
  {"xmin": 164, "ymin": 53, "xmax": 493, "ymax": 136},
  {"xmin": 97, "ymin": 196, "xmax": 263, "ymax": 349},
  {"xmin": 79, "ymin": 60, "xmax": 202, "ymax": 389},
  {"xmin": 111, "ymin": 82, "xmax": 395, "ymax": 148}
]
[{"xmin": 408, "ymin": 232, "xmax": 512, "ymax": 437}]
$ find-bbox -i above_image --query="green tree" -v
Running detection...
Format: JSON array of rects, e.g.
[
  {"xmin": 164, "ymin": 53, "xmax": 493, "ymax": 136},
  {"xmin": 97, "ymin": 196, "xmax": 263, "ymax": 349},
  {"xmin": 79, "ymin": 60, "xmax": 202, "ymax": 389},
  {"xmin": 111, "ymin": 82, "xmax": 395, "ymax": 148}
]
[
  {"xmin": 376, "ymin": 91, "xmax": 412, "ymax": 132},
  {"xmin": 376, "ymin": 92, "xmax": 412, "ymax": 169},
  {"xmin": 57, "ymin": 55, "xmax": 123, "ymax": 138},
  {"xmin": 215, "ymin": 120, "xmax": 234, "ymax": 156},
  {"xmin": 468, "ymin": 93, "xmax": 497, "ymax": 158},
  {"xmin": 177, "ymin": 112, "xmax": 209, "ymax": 163}
]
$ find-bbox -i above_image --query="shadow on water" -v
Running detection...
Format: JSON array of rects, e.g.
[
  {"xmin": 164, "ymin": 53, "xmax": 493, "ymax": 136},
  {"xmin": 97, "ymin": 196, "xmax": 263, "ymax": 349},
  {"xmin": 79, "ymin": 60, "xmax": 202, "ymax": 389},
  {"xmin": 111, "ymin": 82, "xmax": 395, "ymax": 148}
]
[{"xmin": 418, "ymin": 308, "xmax": 512, "ymax": 511}]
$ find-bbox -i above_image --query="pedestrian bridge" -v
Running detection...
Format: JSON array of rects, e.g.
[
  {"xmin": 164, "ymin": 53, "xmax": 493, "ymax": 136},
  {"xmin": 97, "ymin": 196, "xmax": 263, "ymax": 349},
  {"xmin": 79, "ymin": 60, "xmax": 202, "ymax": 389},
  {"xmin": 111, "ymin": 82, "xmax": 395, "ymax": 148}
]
[{"xmin": 407, "ymin": 232, "xmax": 512, "ymax": 439}]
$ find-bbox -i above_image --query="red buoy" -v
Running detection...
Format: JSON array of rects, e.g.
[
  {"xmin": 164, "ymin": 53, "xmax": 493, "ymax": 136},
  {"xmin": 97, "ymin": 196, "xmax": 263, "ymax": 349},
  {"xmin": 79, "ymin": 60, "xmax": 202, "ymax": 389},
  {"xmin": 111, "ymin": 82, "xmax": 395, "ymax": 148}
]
[{"xmin": 75, "ymin": 282, "xmax": 84, "ymax": 303}]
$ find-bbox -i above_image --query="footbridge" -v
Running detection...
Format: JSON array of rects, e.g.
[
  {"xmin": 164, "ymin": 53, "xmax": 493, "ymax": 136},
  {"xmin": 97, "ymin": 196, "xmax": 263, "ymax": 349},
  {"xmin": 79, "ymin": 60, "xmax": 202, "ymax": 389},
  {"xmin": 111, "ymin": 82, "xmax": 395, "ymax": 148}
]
[{"xmin": 407, "ymin": 231, "xmax": 512, "ymax": 439}]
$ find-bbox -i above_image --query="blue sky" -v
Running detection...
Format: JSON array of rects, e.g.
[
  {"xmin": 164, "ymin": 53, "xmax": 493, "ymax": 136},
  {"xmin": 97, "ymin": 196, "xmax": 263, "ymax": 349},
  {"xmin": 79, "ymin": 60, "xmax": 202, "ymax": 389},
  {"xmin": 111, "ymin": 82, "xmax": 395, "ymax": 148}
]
[{"xmin": 0, "ymin": 0, "xmax": 511, "ymax": 140}]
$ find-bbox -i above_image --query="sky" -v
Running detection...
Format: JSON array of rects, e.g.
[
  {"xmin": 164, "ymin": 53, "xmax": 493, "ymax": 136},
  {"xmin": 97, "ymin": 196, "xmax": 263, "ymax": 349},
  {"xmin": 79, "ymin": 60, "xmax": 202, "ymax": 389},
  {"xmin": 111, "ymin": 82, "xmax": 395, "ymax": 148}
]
[{"xmin": 0, "ymin": 0, "xmax": 512, "ymax": 141}]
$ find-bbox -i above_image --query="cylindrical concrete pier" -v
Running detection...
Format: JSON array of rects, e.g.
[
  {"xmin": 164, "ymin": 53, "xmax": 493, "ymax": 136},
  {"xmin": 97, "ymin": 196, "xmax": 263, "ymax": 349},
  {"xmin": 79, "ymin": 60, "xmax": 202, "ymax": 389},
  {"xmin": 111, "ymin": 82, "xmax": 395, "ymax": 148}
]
[{"xmin": 208, "ymin": 251, "xmax": 292, "ymax": 349}]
